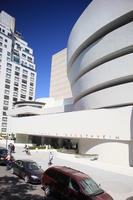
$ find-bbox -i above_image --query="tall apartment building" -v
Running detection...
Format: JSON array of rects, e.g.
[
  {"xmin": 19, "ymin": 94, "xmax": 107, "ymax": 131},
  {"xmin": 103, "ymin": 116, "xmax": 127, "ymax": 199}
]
[
  {"xmin": 0, "ymin": 11, "xmax": 36, "ymax": 137},
  {"xmin": 49, "ymin": 48, "xmax": 72, "ymax": 99}
]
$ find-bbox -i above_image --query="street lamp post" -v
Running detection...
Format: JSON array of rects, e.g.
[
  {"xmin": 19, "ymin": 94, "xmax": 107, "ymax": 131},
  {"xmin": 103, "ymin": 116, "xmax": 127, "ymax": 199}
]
[{"xmin": 6, "ymin": 132, "xmax": 8, "ymax": 149}]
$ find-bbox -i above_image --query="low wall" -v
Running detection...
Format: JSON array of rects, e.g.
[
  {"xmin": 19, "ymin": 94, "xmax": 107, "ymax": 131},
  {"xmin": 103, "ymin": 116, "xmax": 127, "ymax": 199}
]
[{"xmin": 78, "ymin": 139, "xmax": 133, "ymax": 167}]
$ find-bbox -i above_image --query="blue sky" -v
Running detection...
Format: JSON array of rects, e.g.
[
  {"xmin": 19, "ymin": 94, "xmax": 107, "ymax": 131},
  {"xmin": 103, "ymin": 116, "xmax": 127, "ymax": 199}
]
[{"xmin": 0, "ymin": 0, "xmax": 92, "ymax": 99}]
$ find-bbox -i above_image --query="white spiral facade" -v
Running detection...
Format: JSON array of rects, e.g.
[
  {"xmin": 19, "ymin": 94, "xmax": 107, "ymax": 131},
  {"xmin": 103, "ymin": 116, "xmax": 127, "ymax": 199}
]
[{"xmin": 67, "ymin": 0, "xmax": 133, "ymax": 110}]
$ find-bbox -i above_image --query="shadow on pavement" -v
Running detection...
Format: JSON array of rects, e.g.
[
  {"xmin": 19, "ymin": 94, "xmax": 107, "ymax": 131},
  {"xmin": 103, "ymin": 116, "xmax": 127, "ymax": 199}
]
[
  {"xmin": 0, "ymin": 175, "xmax": 43, "ymax": 200},
  {"xmin": 126, "ymin": 197, "xmax": 133, "ymax": 200}
]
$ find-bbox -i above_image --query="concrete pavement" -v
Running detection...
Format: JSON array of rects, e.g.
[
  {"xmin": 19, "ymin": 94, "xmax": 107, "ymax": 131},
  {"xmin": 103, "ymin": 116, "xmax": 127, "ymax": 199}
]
[
  {"xmin": 13, "ymin": 144, "xmax": 133, "ymax": 200},
  {"xmin": 1, "ymin": 141, "xmax": 133, "ymax": 200}
]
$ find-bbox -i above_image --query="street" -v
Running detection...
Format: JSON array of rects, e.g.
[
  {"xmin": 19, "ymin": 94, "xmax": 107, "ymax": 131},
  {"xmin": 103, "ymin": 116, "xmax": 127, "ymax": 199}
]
[
  {"xmin": 0, "ymin": 165, "xmax": 44, "ymax": 200},
  {"xmin": 0, "ymin": 144, "xmax": 133, "ymax": 200}
]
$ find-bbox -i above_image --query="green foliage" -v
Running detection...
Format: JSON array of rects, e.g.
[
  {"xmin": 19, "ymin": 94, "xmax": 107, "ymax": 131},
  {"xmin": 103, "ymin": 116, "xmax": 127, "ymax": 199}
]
[{"xmin": 29, "ymin": 145, "xmax": 46, "ymax": 150}]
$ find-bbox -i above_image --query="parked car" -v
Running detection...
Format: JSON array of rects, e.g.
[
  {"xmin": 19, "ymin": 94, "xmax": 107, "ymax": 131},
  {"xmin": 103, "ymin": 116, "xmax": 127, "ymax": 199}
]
[
  {"xmin": 12, "ymin": 159, "xmax": 44, "ymax": 184},
  {"xmin": 0, "ymin": 147, "xmax": 14, "ymax": 166},
  {"xmin": 41, "ymin": 166, "xmax": 113, "ymax": 200}
]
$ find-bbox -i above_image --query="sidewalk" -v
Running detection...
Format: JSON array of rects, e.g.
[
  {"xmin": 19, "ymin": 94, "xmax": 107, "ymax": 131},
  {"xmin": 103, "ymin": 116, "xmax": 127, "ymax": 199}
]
[
  {"xmin": 57, "ymin": 152, "xmax": 133, "ymax": 177},
  {"xmin": 1, "ymin": 140, "xmax": 133, "ymax": 177},
  {"xmin": 1, "ymin": 142, "xmax": 133, "ymax": 200},
  {"xmin": 12, "ymin": 143, "xmax": 133, "ymax": 178}
]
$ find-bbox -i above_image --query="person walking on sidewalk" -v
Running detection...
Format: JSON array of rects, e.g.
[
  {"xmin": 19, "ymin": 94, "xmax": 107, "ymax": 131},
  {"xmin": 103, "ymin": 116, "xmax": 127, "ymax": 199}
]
[
  {"xmin": 8, "ymin": 144, "xmax": 12, "ymax": 155},
  {"xmin": 48, "ymin": 152, "xmax": 54, "ymax": 166},
  {"xmin": 6, "ymin": 152, "xmax": 11, "ymax": 170}
]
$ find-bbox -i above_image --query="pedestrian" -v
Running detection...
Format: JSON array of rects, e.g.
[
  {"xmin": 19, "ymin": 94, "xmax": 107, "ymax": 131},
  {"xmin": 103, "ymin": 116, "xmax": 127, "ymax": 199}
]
[
  {"xmin": 11, "ymin": 143, "xmax": 15, "ymax": 153},
  {"xmin": 8, "ymin": 144, "xmax": 12, "ymax": 155},
  {"xmin": 6, "ymin": 152, "xmax": 11, "ymax": 170},
  {"xmin": 48, "ymin": 152, "xmax": 54, "ymax": 166},
  {"xmin": 23, "ymin": 144, "xmax": 30, "ymax": 155}
]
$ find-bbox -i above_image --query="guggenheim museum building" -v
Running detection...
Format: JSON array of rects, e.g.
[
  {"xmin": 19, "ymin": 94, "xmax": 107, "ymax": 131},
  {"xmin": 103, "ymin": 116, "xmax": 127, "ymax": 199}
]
[{"xmin": 8, "ymin": 0, "xmax": 133, "ymax": 167}]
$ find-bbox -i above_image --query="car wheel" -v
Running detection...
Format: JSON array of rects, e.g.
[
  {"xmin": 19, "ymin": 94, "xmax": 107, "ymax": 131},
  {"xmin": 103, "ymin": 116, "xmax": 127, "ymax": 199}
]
[
  {"xmin": 24, "ymin": 175, "xmax": 29, "ymax": 183},
  {"xmin": 44, "ymin": 185, "xmax": 51, "ymax": 197}
]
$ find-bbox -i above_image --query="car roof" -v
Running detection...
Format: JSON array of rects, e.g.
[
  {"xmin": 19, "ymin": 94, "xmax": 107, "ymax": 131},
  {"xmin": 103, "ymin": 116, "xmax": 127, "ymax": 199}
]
[
  {"xmin": 0, "ymin": 147, "xmax": 7, "ymax": 150},
  {"xmin": 16, "ymin": 159, "xmax": 35, "ymax": 163},
  {"xmin": 49, "ymin": 166, "xmax": 90, "ymax": 180}
]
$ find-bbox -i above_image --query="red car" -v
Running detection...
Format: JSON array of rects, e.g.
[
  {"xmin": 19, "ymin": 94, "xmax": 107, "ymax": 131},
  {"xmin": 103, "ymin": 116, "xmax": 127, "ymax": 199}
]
[{"xmin": 41, "ymin": 166, "xmax": 113, "ymax": 200}]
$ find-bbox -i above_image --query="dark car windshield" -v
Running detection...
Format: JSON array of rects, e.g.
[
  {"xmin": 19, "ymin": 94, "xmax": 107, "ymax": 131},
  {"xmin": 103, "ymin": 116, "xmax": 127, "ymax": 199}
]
[
  {"xmin": 0, "ymin": 149, "xmax": 7, "ymax": 157},
  {"xmin": 80, "ymin": 178, "xmax": 103, "ymax": 196},
  {"xmin": 26, "ymin": 162, "xmax": 40, "ymax": 170}
]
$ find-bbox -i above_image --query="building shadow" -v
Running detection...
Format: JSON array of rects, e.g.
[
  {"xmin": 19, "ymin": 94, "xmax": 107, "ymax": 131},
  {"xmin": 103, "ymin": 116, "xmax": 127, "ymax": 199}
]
[{"xmin": 0, "ymin": 175, "xmax": 43, "ymax": 200}]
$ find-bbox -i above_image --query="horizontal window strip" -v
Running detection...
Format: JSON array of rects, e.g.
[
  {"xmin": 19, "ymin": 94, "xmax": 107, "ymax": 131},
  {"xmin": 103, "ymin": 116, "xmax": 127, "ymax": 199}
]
[
  {"xmin": 74, "ymin": 75, "xmax": 133, "ymax": 104},
  {"xmin": 72, "ymin": 45, "xmax": 133, "ymax": 86},
  {"xmin": 68, "ymin": 10, "xmax": 133, "ymax": 71}
]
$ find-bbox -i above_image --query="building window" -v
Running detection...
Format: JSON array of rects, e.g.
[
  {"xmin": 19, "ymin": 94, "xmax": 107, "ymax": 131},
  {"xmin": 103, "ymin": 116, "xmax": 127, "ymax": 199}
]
[
  {"xmin": 7, "ymin": 33, "xmax": 12, "ymax": 38},
  {"xmin": 21, "ymin": 94, "xmax": 26, "ymax": 99},
  {"xmin": 27, "ymin": 56, "xmax": 32, "ymax": 62},
  {"xmin": 7, "ymin": 52, "xmax": 10, "ymax": 56},
  {"xmin": 4, "ymin": 100, "xmax": 9, "ymax": 105},
  {"xmin": 3, "ymin": 106, "xmax": 8, "ymax": 110},
  {"xmin": 2, "ymin": 29, "xmax": 5, "ymax": 33},
  {"xmin": 13, "ymin": 97, "xmax": 17, "ymax": 102},
  {"xmin": 14, "ymin": 87, "xmax": 18, "ymax": 91},
  {"xmin": 15, "ymin": 66, "xmax": 20, "ymax": 71},
  {"xmin": 5, "ymin": 79, "xmax": 10, "ymax": 84},
  {"xmin": 0, "ymin": 42, "xmax": 2, "ymax": 46},
  {"xmin": 2, "ymin": 117, "xmax": 7, "ymax": 122},
  {"xmin": 22, "ymin": 74, "xmax": 27, "ymax": 79},
  {"xmin": 0, "ymin": 36, "xmax": 3, "ymax": 41},
  {"xmin": 5, "ymin": 89, "xmax": 9, "ymax": 95},
  {"xmin": 31, "ymin": 73, "xmax": 35, "ymax": 77},
  {"xmin": 7, "ymin": 57, "xmax": 10, "ymax": 61},
  {"xmin": 29, "ymin": 64, "xmax": 34, "ymax": 69},
  {"xmin": 14, "ymin": 82, "xmax": 19, "ymax": 87},
  {"xmin": 22, "ymin": 84, "xmax": 27, "ymax": 89},
  {"xmin": 2, "ymin": 123, "xmax": 7, "ymax": 127},
  {"xmin": 1, "ymin": 128, "xmax": 6, "ymax": 132},
  {"xmin": 5, "ymin": 84, "xmax": 10, "ymax": 89},
  {"xmin": 15, "ymin": 71, "xmax": 19, "ymax": 76},
  {"xmin": 7, "ymin": 63, "xmax": 12, "ymax": 68},
  {"xmin": 6, "ymin": 74, "xmax": 11, "ymax": 79},
  {"xmin": 16, "ymin": 43, "xmax": 21, "ymax": 50},
  {"xmin": 22, "ymin": 53, "xmax": 26, "ymax": 58},
  {"xmin": 3, "ymin": 112, "xmax": 7, "ymax": 116},
  {"xmin": 21, "ymin": 89, "xmax": 26, "ymax": 94},
  {"xmin": 13, "ymin": 55, "xmax": 20, "ymax": 64},
  {"xmin": 22, "ymin": 61, "xmax": 27, "ymax": 66},
  {"xmin": 29, "ymin": 96, "xmax": 33, "ymax": 100},
  {"xmin": 29, "ymin": 92, "xmax": 33, "ymax": 96},
  {"xmin": 5, "ymin": 39, "xmax": 8, "ymax": 43},
  {"xmin": 6, "ymin": 68, "xmax": 11, "ymax": 73},
  {"xmin": 13, "ymin": 91, "xmax": 18, "ymax": 97},
  {"xmin": 30, "ymin": 77, "xmax": 34, "ymax": 82},
  {"xmin": 22, "ymin": 79, "xmax": 27, "ymax": 84},
  {"xmin": 0, "ymin": 48, "xmax": 2, "ymax": 53},
  {"xmin": 14, "ymin": 76, "xmax": 19, "ymax": 82},
  {"xmin": 8, "ymin": 33, "xmax": 12, "ymax": 38},
  {"xmin": 4, "ymin": 44, "xmax": 7, "ymax": 48},
  {"xmin": 30, "ymin": 86, "xmax": 33, "ymax": 91},
  {"xmin": 23, "ymin": 69, "xmax": 28, "ymax": 75},
  {"xmin": 4, "ymin": 95, "xmax": 9, "ymax": 100},
  {"xmin": 25, "ymin": 48, "xmax": 29, "ymax": 53},
  {"xmin": 30, "ymin": 82, "xmax": 34, "ymax": 86}
]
